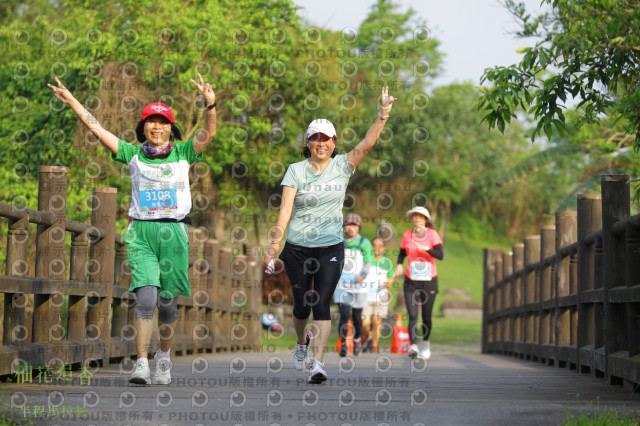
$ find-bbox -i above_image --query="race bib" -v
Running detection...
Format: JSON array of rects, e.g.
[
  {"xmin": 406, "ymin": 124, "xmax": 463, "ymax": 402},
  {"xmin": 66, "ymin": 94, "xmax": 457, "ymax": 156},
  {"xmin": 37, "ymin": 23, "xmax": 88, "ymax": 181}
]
[
  {"xmin": 139, "ymin": 188, "xmax": 178, "ymax": 213},
  {"xmin": 410, "ymin": 261, "xmax": 432, "ymax": 281}
]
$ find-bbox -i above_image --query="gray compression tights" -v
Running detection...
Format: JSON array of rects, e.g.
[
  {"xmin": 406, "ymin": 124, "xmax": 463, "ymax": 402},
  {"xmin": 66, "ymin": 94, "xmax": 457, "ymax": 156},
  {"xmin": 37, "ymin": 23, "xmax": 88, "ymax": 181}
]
[{"xmin": 134, "ymin": 285, "xmax": 178, "ymax": 323}]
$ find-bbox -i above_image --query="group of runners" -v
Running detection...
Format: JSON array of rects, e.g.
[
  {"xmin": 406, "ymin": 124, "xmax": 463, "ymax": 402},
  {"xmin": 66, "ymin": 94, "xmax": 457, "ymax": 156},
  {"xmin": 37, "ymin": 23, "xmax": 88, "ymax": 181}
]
[{"xmin": 47, "ymin": 76, "xmax": 442, "ymax": 386}]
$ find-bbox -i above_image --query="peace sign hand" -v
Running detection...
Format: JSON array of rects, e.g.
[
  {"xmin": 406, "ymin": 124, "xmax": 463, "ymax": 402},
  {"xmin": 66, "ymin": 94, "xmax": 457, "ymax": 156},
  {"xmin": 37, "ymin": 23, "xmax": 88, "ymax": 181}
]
[
  {"xmin": 380, "ymin": 86, "xmax": 396, "ymax": 114},
  {"xmin": 190, "ymin": 73, "xmax": 216, "ymax": 107},
  {"xmin": 47, "ymin": 77, "xmax": 75, "ymax": 104}
]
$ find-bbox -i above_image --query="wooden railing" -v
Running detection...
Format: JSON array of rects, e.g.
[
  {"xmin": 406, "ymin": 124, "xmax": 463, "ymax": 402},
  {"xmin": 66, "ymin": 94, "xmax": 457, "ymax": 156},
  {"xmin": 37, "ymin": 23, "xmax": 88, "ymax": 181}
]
[
  {"xmin": 483, "ymin": 175, "xmax": 640, "ymax": 390},
  {"xmin": 0, "ymin": 166, "xmax": 262, "ymax": 376}
]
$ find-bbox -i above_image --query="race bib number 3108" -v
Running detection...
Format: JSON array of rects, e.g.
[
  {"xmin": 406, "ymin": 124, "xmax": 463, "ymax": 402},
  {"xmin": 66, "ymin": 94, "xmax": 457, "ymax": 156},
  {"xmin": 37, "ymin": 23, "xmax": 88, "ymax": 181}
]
[{"xmin": 139, "ymin": 188, "xmax": 178, "ymax": 212}]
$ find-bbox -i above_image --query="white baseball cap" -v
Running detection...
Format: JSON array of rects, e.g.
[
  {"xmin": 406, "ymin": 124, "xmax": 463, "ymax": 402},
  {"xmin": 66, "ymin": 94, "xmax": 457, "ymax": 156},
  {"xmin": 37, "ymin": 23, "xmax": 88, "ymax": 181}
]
[
  {"xmin": 306, "ymin": 118, "xmax": 336, "ymax": 140},
  {"xmin": 406, "ymin": 206, "xmax": 431, "ymax": 220}
]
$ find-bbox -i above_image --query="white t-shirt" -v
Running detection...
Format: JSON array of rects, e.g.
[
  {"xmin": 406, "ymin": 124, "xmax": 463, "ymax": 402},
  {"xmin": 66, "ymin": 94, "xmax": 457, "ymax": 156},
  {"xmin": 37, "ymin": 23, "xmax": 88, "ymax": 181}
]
[{"xmin": 112, "ymin": 139, "xmax": 202, "ymax": 220}]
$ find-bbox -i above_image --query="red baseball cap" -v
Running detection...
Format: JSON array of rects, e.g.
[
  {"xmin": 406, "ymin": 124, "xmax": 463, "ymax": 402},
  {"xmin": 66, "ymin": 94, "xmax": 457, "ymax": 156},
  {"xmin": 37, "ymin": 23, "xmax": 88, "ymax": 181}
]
[{"xmin": 140, "ymin": 102, "xmax": 175, "ymax": 123}]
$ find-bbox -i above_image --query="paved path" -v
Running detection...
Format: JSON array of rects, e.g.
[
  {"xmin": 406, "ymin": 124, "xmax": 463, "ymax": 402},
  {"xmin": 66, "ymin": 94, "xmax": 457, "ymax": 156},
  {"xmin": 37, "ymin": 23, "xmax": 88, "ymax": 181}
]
[{"xmin": 3, "ymin": 351, "xmax": 639, "ymax": 425}]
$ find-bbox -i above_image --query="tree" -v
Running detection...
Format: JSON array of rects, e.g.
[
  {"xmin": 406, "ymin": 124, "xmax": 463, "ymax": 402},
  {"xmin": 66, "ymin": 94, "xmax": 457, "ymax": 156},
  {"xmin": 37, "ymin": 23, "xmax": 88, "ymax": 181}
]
[
  {"xmin": 476, "ymin": 0, "xmax": 640, "ymax": 154},
  {"xmin": 495, "ymin": 110, "xmax": 639, "ymax": 212},
  {"xmin": 0, "ymin": 0, "xmax": 329, "ymax": 240}
]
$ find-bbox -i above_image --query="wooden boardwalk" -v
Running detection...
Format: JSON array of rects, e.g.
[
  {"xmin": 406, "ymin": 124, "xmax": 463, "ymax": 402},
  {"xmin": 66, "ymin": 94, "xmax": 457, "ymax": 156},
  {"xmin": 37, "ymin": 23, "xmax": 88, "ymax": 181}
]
[{"xmin": 3, "ymin": 350, "xmax": 639, "ymax": 426}]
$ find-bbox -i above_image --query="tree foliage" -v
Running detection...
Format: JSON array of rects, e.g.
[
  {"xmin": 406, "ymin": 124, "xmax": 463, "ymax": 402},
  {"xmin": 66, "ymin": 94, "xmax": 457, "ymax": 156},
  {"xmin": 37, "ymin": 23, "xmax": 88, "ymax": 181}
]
[
  {"xmin": 0, "ymin": 0, "xmax": 577, "ymax": 247},
  {"xmin": 477, "ymin": 0, "xmax": 640, "ymax": 150}
]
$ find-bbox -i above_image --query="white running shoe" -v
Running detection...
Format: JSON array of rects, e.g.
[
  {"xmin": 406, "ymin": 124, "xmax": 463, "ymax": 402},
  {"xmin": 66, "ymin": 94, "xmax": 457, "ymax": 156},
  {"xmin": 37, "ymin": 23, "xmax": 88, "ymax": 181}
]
[
  {"xmin": 129, "ymin": 359, "xmax": 151, "ymax": 385},
  {"xmin": 408, "ymin": 344, "xmax": 420, "ymax": 359},
  {"xmin": 419, "ymin": 341, "xmax": 431, "ymax": 360},
  {"xmin": 307, "ymin": 360, "xmax": 327, "ymax": 384},
  {"xmin": 153, "ymin": 351, "xmax": 172, "ymax": 385},
  {"xmin": 293, "ymin": 330, "xmax": 313, "ymax": 370}
]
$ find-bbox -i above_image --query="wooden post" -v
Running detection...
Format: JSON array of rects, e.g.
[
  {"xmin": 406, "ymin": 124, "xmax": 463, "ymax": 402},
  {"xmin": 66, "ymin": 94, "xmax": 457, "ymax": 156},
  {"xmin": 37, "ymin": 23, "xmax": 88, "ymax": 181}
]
[
  {"xmin": 503, "ymin": 252, "xmax": 513, "ymax": 309},
  {"xmin": 88, "ymin": 187, "xmax": 117, "ymax": 364},
  {"xmin": 556, "ymin": 213, "xmax": 576, "ymax": 297},
  {"xmin": 4, "ymin": 215, "xmax": 30, "ymax": 347},
  {"xmin": 204, "ymin": 239, "xmax": 220, "ymax": 353},
  {"xmin": 68, "ymin": 231, "xmax": 89, "ymax": 343},
  {"xmin": 482, "ymin": 248, "xmax": 502, "ymax": 353},
  {"xmin": 493, "ymin": 253, "xmax": 503, "ymax": 345},
  {"xmin": 626, "ymin": 221, "xmax": 640, "ymax": 358},
  {"xmin": 523, "ymin": 235, "xmax": 540, "ymax": 355},
  {"xmin": 576, "ymin": 194, "xmax": 602, "ymax": 374},
  {"xmin": 540, "ymin": 226, "xmax": 555, "ymax": 358},
  {"xmin": 540, "ymin": 225, "xmax": 555, "ymax": 302},
  {"xmin": 601, "ymin": 175, "xmax": 630, "ymax": 385},
  {"xmin": 230, "ymin": 254, "xmax": 249, "ymax": 351},
  {"xmin": 216, "ymin": 248, "xmax": 232, "ymax": 352},
  {"xmin": 555, "ymin": 211, "xmax": 577, "ymax": 368},
  {"xmin": 503, "ymin": 251, "xmax": 513, "ymax": 350},
  {"xmin": 34, "ymin": 166, "xmax": 67, "ymax": 347},
  {"xmin": 110, "ymin": 241, "xmax": 130, "ymax": 358},
  {"xmin": 512, "ymin": 243, "xmax": 524, "ymax": 350},
  {"xmin": 245, "ymin": 244, "xmax": 263, "ymax": 351}
]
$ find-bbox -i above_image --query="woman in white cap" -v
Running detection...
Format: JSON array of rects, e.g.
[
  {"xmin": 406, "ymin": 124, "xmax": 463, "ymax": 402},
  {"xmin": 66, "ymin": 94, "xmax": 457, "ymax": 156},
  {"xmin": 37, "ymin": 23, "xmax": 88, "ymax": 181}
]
[
  {"xmin": 395, "ymin": 206, "xmax": 444, "ymax": 360},
  {"xmin": 48, "ymin": 74, "xmax": 217, "ymax": 385},
  {"xmin": 265, "ymin": 87, "xmax": 396, "ymax": 384}
]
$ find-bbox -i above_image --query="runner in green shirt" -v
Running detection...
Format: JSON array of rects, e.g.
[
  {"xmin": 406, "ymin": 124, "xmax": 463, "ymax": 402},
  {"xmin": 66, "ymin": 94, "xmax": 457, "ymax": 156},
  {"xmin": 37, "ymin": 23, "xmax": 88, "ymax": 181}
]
[
  {"xmin": 361, "ymin": 237, "xmax": 395, "ymax": 353},
  {"xmin": 334, "ymin": 213, "xmax": 374, "ymax": 356},
  {"xmin": 48, "ymin": 74, "xmax": 217, "ymax": 385}
]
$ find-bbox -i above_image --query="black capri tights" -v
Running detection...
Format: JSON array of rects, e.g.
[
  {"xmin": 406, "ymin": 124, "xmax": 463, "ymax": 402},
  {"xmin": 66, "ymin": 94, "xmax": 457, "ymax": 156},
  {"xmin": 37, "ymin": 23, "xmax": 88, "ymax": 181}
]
[
  {"xmin": 281, "ymin": 242, "xmax": 344, "ymax": 321},
  {"xmin": 403, "ymin": 276, "xmax": 438, "ymax": 344}
]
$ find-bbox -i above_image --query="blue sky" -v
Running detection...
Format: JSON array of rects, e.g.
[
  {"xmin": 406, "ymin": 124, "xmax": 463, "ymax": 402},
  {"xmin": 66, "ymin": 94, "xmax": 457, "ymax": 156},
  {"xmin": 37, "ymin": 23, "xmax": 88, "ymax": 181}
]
[{"xmin": 293, "ymin": 0, "xmax": 547, "ymax": 87}]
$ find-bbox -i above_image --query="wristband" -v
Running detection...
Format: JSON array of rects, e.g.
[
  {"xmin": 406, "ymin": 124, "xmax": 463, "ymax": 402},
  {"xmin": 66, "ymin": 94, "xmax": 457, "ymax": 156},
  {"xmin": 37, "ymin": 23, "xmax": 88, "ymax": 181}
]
[
  {"xmin": 378, "ymin": 110, "xmax": 389, "ymax": 120},
  {"xmin": 206, "ymin": 101, "xmax": 217, "ymax": 110}
]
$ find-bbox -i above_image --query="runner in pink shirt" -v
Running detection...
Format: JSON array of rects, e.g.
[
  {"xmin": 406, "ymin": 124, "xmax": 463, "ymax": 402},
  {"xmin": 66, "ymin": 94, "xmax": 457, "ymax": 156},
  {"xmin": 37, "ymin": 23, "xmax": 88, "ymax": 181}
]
[{"xmin": 395, "ymin": 206, "xmax": 444, "ymax": 360}]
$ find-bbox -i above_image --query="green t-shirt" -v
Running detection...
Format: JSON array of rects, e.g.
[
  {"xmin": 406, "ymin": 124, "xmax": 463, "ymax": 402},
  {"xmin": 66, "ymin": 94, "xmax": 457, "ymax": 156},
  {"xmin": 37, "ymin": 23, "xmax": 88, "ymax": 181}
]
[
  {"xmin": 281, "ymin": 154, "xmax": 355, "ymax": 247},
  {"xmin": 372, "ymin": 256, "xmax": 395, "ymax": 278},
  {"xmin": 364, "ymin": 255, "xmax": 394, "ymax": 301},
  {"xmin": 341, "ymin": 235, "xmax": 374, "ymax": 280},
  {"xmin": 112, "ymin": 139, "xmax": 202, "ymax": 220}
]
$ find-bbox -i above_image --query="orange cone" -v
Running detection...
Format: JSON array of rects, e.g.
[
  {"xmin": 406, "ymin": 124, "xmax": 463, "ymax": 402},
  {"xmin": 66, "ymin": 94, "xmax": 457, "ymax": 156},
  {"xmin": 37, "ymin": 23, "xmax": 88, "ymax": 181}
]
[
  {"xmin": 335, "ymin": 320, "xmax": 354, "ymax": 354},
  {"xmin": 391, "ymin": 314, "xmax": 410, "ymax": 354}
]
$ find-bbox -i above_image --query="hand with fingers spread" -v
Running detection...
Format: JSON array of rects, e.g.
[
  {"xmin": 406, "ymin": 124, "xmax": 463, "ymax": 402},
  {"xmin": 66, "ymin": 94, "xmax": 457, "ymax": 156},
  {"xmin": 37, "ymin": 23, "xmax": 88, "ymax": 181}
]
[
  {"xmin": 47, "ymin": 77, "xmax": 76, "ymax": 104},
  {"xmin": 190, "ymin": 73, "xmax": 216, "ymax": 108}
]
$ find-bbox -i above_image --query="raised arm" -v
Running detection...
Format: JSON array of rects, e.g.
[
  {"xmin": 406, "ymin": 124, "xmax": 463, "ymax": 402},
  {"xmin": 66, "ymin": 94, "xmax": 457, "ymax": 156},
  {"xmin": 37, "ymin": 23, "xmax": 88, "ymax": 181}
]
[
  {"xmin": 348, "ymin": 86, "xmax": 396, "ymax": 169},
  {"xmin": 47, "ymin": 77, "xmax": 119, "ymax": 154},
  {"xmin": 190, "ymin": 73, "xmax": 217, "ymax": 156},
  {"xmin": 264, "ymin": 185, "xmax": 297, "ymax": 272}
]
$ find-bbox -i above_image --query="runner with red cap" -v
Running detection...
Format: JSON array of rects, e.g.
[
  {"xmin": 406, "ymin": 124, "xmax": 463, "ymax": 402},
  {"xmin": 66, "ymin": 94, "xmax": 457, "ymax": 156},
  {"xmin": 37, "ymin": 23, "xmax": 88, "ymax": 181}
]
[
  {"xmin": 48, "ymin": 73, "xmax": 217, "ymax": 385},
  {"xmin": 264, "ymin": 86, "xmax": 396, "ymax": 384}
]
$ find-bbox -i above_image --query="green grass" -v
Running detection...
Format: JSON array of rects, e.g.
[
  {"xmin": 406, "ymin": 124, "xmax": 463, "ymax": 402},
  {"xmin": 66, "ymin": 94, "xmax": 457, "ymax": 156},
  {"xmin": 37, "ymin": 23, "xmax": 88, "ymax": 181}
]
[
  {"xmin": 561, "ymin": 407, "xmax": 640, "ymax": 425},
  {"xmin": 0, "ymin": 398, "xmax": 34, "ymax": 426},
  {"xmin": 436, "ymin": 230, "xmax": 488, "ymax": 308}
]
